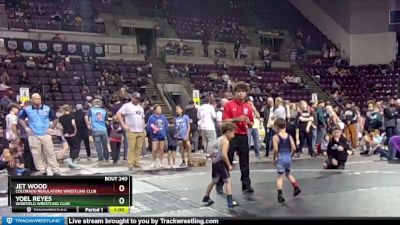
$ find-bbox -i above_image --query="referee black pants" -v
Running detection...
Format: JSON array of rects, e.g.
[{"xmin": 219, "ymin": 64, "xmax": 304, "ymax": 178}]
[{"xmin": 217, "ymin": 134, "xmax": 251, "ymax": 190}]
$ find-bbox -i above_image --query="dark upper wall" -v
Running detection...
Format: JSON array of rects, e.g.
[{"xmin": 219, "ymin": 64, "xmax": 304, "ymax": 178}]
[
  {"xmin": 313, "ymin": 0, "xmax": 350, "ymax": 32},
  {"xmin": 314, "ymin": 0, "xmax": 393, "ymax": 34}
]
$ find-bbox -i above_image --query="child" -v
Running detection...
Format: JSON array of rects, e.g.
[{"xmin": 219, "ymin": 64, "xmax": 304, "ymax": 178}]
[
  {"xmin": 2, "ymin": 148, "xmax": 28, "ymax": 176},
  {"xmin": 360, "ymin": 129, "xmax": 384, "ymax": 155},
  {"xmin": 272, "ymin": 118, "xmax": 301, "ymax": 203},
  {"xmin": 202, "ymin": 122, "xmax": 239, "ymax": 209},
  {"xmin": 323, "ymin": 127, "xmax": 352, "ymax": 169},
  {"xmin": 321, "ymin": 133, "xmax": 330, "ymax": 156},
  {"xmin": 110, "ymin": 116, "xmax": 124, "ymax": 164},
  {"xmin": 167, "ymin": 118, "xmax": 177, "ymax": 168},
  {"xmin": 147, "ymin": 105, "xmax": 169, "ymax": 168},
  {"xmin": 174, "ymin": 105, "xmax": 192, "ymax": 167}
]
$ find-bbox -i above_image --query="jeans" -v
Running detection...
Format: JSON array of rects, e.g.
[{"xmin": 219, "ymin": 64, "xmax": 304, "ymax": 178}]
[
  {"xmin": 264, "ymin": 128, "xmax": 274, "ymax": 157},
  {"xmin": 123, "ymin": 132, "xmax": 128, "ymax": 159},
  {"xmin": 312, "ymin": 128, "xmax": 317, "ymax": 150},
  {"xmin": 316, "ymin": 126, "xmax": 327, "ymax": 145},
  {"xmin": 247, "ymin": 128, "xmax": 260, "ymax": 156},
  {"xmin": 92, "ymin": 130, "xmax": 109, "ymax": 161},
  {"xmin": 191, "ymin": 130, "xmax": 199, "ymax": 152}
]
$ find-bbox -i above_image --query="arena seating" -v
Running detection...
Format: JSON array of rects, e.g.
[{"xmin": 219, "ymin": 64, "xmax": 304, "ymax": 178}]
[
  {"xmin": 168, "ymin": 63, "xmax": 311, "ymax": 109},
  {"xmin": 5, "ymin": 0, "xmax": 105, "ymax": 33},
  {"xmin": 167, "ymin": 0, "xmax": 251, "ymax": 44},
  {"xmin": 2, "ymin": 56, "xmax": 145, "ymax": 109},
  {"xmin": 305, "ymin": 56, "xmax": 399, "ymax": 109}
]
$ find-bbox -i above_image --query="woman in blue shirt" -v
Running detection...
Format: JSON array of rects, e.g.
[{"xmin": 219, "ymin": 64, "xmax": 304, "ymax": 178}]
[
  {"xmin": 147, "ymin": 105, "xmax": 169, "ymax": 169},
  {"xmin": 175, "ymin": 105, "xmax": 191, "ymax": 167}
]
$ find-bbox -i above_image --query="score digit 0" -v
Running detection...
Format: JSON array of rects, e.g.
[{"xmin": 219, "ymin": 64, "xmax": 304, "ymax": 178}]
[{"xmin": 118, "ymin": 185, "xmax": 125, "ymax": 192}]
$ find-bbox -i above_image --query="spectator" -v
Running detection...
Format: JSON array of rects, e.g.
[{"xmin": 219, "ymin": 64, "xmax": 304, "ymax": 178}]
[
  {"xmin": 52, "ymin": 33, "xmax": 62, "ymax": 41},
  {"xmin": 38, "ymin": 59, "xmax": 48, "ymax": 69},
  {"xmin": 19, "ymin": 71, "xmax": 30, "ymax": 85},
  {"xmin": 234, "ymin": 40, "xmax": 240, "ymax": 59},
  {"xmin": 81, "ymin": 85, "xmax": 90, "ymax": 94},
  {"xmin": 15, "ymin": 50, "xmax": 24, "ymax": 62},
  {"xmin": 185, "ymin": 100, "xmax": 200, "ymax": 152},
  {"xmin": 19, "ymin": 93, "xmax": 61, "ymax": 176},
  {"xmin": 75, "ymin": 104, "xmax": 91, "ymax": 161},
  {"xmin": 50, "ymin": 79, "xmax": 62, "ymax": 93},
  {"xmin": 51, "ymin": 11, "xmax": 62, "ymax": 22},
  {"xmin": 26, "ymin": 57, "xmax": 36, "ymax": 68},
  {"xmin": 75, "ymin": 15, "xmax": 83, "ymax": 26},
  {"xmin": 58, "ymin": 105, "xmax": 80, "ymax": 164},
  {"xmin": 94, "ymin": 15, "xmax": 105, "ymax": 24},
  {"xmin": 1, "ymin": 72, "xmax": 10, "ymax": 85},
  {"xmin": 88, "ymin": 99, "xmax": 109, "ymax": 163},
  {"xmin": 240, "ymin": 45, "xmax": 248, "ymax": 59},
  {"xmin": 198, "ymin": 97, "xmax": 217, "ymax": 157},
  {"xmin": 5, "ymin": 103, "xmax": 20, "ymax": 148},
  {"xmin": 117, "ymin": 93, "xmax": 146, "ymax": 169}
]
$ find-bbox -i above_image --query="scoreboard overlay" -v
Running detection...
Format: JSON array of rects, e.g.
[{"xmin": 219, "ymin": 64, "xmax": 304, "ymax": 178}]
[{"xmin": 8, "ymin": 176, "xmax": 132, "ymax": 213}]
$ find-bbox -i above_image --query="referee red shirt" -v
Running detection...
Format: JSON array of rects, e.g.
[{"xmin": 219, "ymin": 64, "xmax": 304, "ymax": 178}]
[{"xmin": 223, "ymin": 99, "xmax": 254, "ymax": 135}]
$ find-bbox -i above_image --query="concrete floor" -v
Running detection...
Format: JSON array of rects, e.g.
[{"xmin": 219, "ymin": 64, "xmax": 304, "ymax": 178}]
[{"xmin": 1, "ymin": 153, "xmax": 400, "ymax": 218}]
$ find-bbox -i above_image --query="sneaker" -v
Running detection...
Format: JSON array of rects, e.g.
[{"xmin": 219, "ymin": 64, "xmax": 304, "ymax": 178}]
[
  {"xmin": 150, "ymin": 162, "xmax": 156, "ymax": 168},
  {"xmin": 242, "ymin": 186, "xmax": 254, "ymax": 193},
  {"xmin": 53, "ymin": 172, "xmax": 62, "ymax": 176},
  {"xmin": 233, "ymin": 159, "xmax": 239, "ymax": 164},
  {"xmin": 228, "ymin": 200, "xmax": 239, "ymax": 208},
  {"xmin": 293, "ymin": 187, "xmax": 301, "ymax": 197},
  {"xmin": 87, "ymin": 156, "xmax": 92, "ymax": 161},
  {"xmin": 294, "ymin": 153, "xmax": 301, "ymax": 158},
  {"xmin": 179, "ymin": 162, "xmax": 187, "ymax": 167},
  {"xmin": 278, "ymin": 194, "xmax": 285, "ymax": 203},
  {"xmin": 202, "ymin": 197, "xmax": 215, "ymax": 205},
  {"xmin": 172, "ymin": 164, "xmax": 177, "ymax": 169},
  {"xmin": 158, "ymin": 162, "xmax": 164, "ymax": 168},
  {"xmin": 128, "ymin": 166, "xmax": 134, "ymax": 171}
]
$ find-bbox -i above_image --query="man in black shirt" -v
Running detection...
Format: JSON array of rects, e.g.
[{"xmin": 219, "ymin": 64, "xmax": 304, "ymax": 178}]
[
  {"xmin": 58, "ymin": 105, "xmax": 79, "ymax": 164},
  {"xmin": 324, "ymin": 127, "xmax": 351, "ymax": 169},
  {"xmin": 340, "ymin": 102, "xmax": 358, "ymax": 149},
  {"xmin": 75, "ymin": 104, "xmax": 91, "ymax": 160},
  {"xmin": 384, "ymin": 98, "xmax": 399, "ymax": 144},
  {"xmin": 296, "ymin": 101, "xmax": 316, "ymax": 157},
  {"xmin": 185, "ymin": 100, "xmax": 199, "ymax": 152}
]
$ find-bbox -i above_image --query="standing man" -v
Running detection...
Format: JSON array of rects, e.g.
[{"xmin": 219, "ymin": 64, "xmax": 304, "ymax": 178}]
[
  {"xmin": 198, "ymin": 97, "xmax": 217, "ymax": 157},
  {"xmin": 247, "ymin": 98, "xmax": 261, "ymax": 159},
  {"xmin": 316, "ymin": 101, "xmax": 327, "ymax": 146},
  {"xmin": 117, "ymin": 92, "xmax": 146, "ymax": 169},
  {"xmin": 185, "ymin": 100, "xmax": 199, "ymax": 152},
  {"xmin": 384, "ymin": 98, "xmax": 399, "ymax": 144},
  {"xmin": 296, "ymin": 100, "xmax": 316, "ymax": 158},
  {"xmin": 19, "ymin": 93, "xmax": 61, "ymax": 176},
  {"xmin": 88, "ymin": 99, "xmax": 109, "ymax": 163},
  {"xmin": 341, "ymin": 101, "xmax": 358, "ymax": 149},
  {"xmin": 75, "ymin": 104, "xmax": 91, "ymax": 161},
  {"xmin": 234, "ymin": 40, "xmax": 240, "ymax": 59},
  {"xmin": 261, "ymin": 97, "xmax": 274, "ymax": 158},
  {"xmin": 217, "ymin": 81, "xmax": 254, "ymax": 193}
]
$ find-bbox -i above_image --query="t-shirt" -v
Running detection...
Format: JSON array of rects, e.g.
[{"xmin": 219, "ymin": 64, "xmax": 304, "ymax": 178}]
[
  {"xmin": 88, "ymin": 107, "xmax": 107, "ymax": 132},
  {"xmin": 297, "ymin": 110, "xmax": 313, "ymax": 131},
  {"xmin": 198, "ymin": 104, "xmax": 216, "ymax": 130},
  {"xmin": 75, "ymin": 109, "xmax": 88, "ymax": 134},
  {"xmin": 147, "ymin": 114, "xmax": 169, "ymax": 139},
  {"xmin": 175, "ymin": 115, "xmax": 190, "ymax": 140},
  {"xmin": 5, "ymin": 114, "xmax": 18, "ymax": 140},
  {"xmin": 59, "ymin": 113, "xmax": 75, "ymax": 135},
  {"xmin": 111, "ymin": 102, "xmax": 123, "ymax": 115},
  {"xmin": 117, "ymin": 102, "xmax": 145, "ymax": 132},
  {"xmin": 273, "ymin": 106, "xmax": 286, "ymax": 120}
]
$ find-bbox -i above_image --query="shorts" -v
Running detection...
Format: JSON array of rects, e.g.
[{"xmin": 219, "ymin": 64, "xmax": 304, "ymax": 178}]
[
  {"xmin": 276, "ymin": 153, "xmax": 292, "ymax": 174},
  {"xmin": 212, "ymin": 160, "xmax": 230, "ymax": 184},
  {"xmin": 168, "ymin": 145, "xmax": 177, "ymax": 151},
  {"xmin": 152, "ymin": 137, "xmax": 166, "ymax": 141}
]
